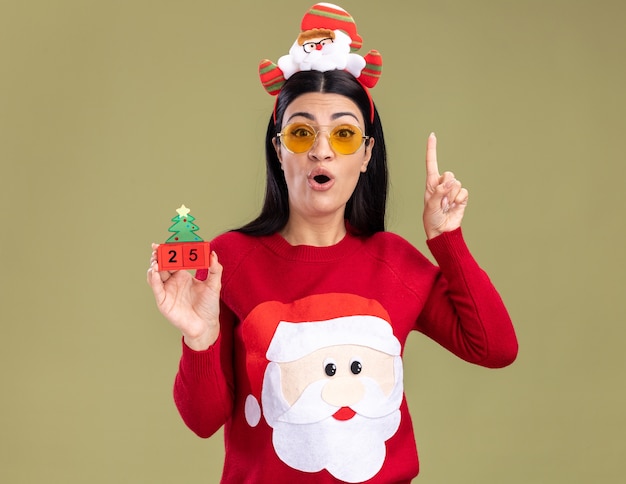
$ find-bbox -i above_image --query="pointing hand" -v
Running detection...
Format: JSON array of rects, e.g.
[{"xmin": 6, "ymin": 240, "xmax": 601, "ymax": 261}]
[{"xmin": 423, "ymin": 133, "xmax": 469, "ymax": 239}]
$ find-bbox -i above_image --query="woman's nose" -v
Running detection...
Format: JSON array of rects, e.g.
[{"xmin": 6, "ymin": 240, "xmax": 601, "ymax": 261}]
[{"xmin": 309, "ymin": 131, "xmax": 334, "ymax": 160}]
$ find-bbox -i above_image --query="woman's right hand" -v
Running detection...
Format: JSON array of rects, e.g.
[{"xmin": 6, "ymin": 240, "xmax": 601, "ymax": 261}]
[{"xmin": 147, "ymin": 244, "xmax": 223, "ymax": 351}]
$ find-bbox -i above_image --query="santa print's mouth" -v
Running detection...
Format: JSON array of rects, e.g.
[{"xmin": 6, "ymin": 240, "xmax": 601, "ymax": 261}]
[{"xmin": 332, "ymin": 406, "xmax": 357, "ymax": 421}]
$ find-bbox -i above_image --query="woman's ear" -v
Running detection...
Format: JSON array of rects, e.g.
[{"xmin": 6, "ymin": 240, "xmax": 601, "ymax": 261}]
[
  {"xmin": 272, "ymin": 137, "xmax": 283, "ymax": 164},
  {"xmin": 361, "ymin": 137, "xmax": 375, "ymax": 173}
]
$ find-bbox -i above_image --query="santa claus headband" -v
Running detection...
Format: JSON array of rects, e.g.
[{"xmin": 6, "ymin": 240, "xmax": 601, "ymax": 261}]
[{"xmin": 258, "ymin": 3, "xmax": 382, "ymax": 123}]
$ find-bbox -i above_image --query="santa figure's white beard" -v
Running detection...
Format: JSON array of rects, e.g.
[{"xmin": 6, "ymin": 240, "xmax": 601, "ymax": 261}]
[
  {"xmin": 261, "ymin": 360, "xmax": 403, "ymax": 482},
  {"xmin": 295, "ymin": 40, "xmax": 349, "ymax": 72},
  {"xmin": 277, "ymin": 30, "xmax": 364, "ymax": 79}
]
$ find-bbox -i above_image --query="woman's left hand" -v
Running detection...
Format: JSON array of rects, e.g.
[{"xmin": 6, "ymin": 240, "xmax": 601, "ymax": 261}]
[{"xmin": 423, "ymin": 133, "xmax": 469, "ymax": 239}]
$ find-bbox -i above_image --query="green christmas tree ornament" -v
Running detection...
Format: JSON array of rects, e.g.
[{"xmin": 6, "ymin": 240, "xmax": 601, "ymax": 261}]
[{"xmin": 166, "ymin": 204, "xmax": 204, "ymax": 243}]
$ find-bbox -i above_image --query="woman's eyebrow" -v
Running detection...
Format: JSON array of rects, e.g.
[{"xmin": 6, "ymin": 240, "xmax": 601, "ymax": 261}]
[
  {"xmin": 285, "ymin": 111, "xmax": 360, "ymax": 123},
  {"xmin": 331, "ymin": 112, "xmax": 359, "ymax": 122},
  {"xmin": 285, "ymin": 112, "xmax": 315, "ymax": 123}
]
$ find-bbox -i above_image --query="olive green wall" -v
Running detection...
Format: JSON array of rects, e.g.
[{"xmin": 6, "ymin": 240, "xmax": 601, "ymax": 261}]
[{"xmin": 1, "ymin": 1, "xmax": 624, "ymax": 482}]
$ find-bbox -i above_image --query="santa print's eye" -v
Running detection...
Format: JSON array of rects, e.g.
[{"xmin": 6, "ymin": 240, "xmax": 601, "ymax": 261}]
[
  {"xmin": 323, "ymin": 358, "xmax": 337, "ymax": 377},
  {"xmin": 350, "ymin": 359, "xmax": 363, "ymax": 375}
]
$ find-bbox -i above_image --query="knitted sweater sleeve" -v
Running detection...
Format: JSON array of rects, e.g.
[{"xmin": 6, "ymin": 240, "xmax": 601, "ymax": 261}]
[
  {"xmin": 417, "ymin": 228, "xmax": 518, "ymax": 368},
  {"xmin": 172, "ymin": 304, "xmax": 235, "ymax": 438}
]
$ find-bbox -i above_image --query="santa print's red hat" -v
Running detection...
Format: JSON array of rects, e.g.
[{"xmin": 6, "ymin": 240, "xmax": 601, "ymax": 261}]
[{"xmin": 240, "ymin": 293, "xmax": 398, "ymax": 426}]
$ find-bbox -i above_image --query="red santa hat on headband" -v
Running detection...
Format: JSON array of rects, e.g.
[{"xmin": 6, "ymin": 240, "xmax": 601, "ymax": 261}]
[
  {"xmin": 258, "ymin": 3, "xmax": 382, "ymax": 96},
  {"xmin": 300, "ymin": 2, "xmax": 363, "ymax": 52}
]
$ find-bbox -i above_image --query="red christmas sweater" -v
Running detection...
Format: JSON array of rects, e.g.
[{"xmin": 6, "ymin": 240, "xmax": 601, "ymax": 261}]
[{"xmin": 175, "ymin": 227, "xmax": 517, "ymax": 483}]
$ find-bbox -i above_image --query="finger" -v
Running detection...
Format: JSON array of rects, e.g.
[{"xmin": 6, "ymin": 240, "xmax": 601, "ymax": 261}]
[
  {"xmin": 426, "ymin": 172, "xmax": 455, "ymax": 208},
  {"xmin": 205, "ymin": 251, "xmax": 223, "ymax": 292},
  {"xmin": 159, "ymin": 270, "xmax": 174, "ymax": 283},
  {"xmin": 148, "ymin": 243, "xmax": 175, "ymax": 281},
  {"xmin": 442, "ymin": 189, "xmax": 460, "ymax": 213},
  {"xmin": 147, "ymin": 262, "xmax": 167, "ymax": 305},
  {"xmin": 147, "ymin": 251, "xmax": 173, "ymax": 282},
  {"xmin": 425, "ymin": 132, "xmax": 440, "ymax": 189},
  {"xmin": 149, "ymin": 243, "xmax": 158, "ymax": 265},
  {"xmin": 454, "ymin": 187, "xmax": 469, "ymax": 207},
  {"xmin": 445, "ymin": 178, "xmax": 463, "ymax": 205},
  {"xmin": 208, "ymin": 251, "xmax": 222, "ymax": 273},
  {"xmin": 441, "ymin": 171, "xmax": 455, "ymax": 183},
  {"xmin": 146, "ymin": 259, "xmax": 171, "ymax": 284}
]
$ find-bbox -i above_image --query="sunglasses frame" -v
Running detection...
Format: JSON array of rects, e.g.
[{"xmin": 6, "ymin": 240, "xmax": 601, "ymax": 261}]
[{"xmin": 276, "ymin": 123, "xmax": 370, "ymax": 155}]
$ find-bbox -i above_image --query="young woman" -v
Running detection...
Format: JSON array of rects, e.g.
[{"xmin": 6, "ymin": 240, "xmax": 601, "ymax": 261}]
[{"xmin": 148, "ymin": 5, "xmax": 517, "ymax": 483}]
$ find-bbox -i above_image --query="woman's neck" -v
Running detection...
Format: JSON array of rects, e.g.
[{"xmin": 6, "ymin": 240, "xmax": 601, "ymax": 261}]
[{"xmin": 280, "ymin": 214, "xmax": 347, "ymax": 247}]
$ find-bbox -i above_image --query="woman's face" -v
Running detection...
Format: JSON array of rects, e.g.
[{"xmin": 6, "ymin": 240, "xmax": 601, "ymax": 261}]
[{"xmin": 273, "ymin": 92, "xmax": 374, "ymax": 225}]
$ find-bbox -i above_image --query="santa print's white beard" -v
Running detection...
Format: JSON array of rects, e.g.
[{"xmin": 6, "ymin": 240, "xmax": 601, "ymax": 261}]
[
  {"xmin": 272, "ymin": 410, "xmax": 400, "ymax": 483},
  {"xmin": 261, "ymin": 361, "xmax": 403, "ymax": 482}
]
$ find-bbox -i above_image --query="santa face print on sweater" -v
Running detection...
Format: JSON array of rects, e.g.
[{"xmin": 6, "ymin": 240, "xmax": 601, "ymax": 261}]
[{"xmin": 242, "ymin": 294, "xmax": 403, "ymax": 483}]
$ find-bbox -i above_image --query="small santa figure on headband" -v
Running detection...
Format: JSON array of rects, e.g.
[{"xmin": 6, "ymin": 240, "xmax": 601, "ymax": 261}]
[{"xmin": 259, "ymin": 3, "xmax": 382, "ymax": 95}]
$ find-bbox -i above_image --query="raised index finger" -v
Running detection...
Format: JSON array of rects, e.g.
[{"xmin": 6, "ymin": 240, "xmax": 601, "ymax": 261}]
[{"xmin": 425, "ymin": 132, "xmax": 440, "ymax": 188}]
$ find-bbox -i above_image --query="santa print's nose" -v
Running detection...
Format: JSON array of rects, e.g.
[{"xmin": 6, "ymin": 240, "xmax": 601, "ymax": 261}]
[{"xmin": 316, "ymin": 44, "xmax": 323, "ymax": 50}]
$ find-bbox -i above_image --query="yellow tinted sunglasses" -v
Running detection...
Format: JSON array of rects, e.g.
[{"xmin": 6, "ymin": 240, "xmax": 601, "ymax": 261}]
[{"xmin": 277, "ymin": 123, "xmax": 370, "ymax": 155}]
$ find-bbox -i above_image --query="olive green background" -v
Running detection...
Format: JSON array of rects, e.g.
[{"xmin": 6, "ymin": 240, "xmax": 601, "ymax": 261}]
[{"xmin": 1, "ymin": 0, "xmax": 624, "ymax": 482}]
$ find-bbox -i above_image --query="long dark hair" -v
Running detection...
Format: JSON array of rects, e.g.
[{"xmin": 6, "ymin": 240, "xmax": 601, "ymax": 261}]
[{"xmin": 236, "ymin": 70, "xmax": 388, "ymax": 236}]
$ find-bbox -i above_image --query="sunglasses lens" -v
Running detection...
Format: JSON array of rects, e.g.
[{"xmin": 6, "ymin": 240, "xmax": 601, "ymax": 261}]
[
  {"xmin": 281, "ymin": 124, "xmax": 316, "ymax": 153},
  {"xmin": 329, "ymin": 124, "xmax": 364, "ymax": 155}
]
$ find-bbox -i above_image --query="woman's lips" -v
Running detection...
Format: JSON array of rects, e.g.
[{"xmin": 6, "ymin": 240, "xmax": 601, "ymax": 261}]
[{"xmin": 307, "ymin": 167, "xmax": 335, "ymax": 191}]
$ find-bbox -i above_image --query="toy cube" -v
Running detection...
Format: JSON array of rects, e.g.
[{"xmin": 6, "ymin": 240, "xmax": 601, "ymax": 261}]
[{"xmin": 157, "ymin": 241, "xmax": 211, "ymax": 271}]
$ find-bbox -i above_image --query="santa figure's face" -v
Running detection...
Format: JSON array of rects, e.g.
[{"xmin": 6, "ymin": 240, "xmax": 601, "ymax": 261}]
[
  {"xmin": 287, "ymin": 28, "xmax": 352, "ymax": 71},
  {"xmin": 301, "ymin": 36, "xmax": 334, "ymax": 53},
  {"xmin": 259, "ymin": 316, "xmax": 403, "ymax": 483}
]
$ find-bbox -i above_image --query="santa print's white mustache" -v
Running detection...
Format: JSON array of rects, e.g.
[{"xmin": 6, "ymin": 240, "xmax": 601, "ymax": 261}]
[{"xmin": 261, "ymin": 358, "xmax": 403, "ymax": 427}]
